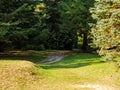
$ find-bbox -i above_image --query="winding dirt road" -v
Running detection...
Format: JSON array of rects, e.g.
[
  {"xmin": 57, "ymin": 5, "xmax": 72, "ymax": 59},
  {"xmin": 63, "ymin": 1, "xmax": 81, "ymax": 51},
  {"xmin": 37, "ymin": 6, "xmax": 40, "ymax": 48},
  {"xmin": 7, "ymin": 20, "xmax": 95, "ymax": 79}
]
[{"xmin": 44, "ymin": 51, "xmax": 71, "ymax": 64}]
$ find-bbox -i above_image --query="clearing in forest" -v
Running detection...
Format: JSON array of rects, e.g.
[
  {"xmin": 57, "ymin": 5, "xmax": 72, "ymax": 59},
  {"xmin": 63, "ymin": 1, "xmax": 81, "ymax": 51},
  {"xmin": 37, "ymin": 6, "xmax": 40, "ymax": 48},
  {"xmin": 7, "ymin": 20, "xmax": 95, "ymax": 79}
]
[{"xmin": 0, "ymin": 50, "xmax": 120, "ymax": 90}]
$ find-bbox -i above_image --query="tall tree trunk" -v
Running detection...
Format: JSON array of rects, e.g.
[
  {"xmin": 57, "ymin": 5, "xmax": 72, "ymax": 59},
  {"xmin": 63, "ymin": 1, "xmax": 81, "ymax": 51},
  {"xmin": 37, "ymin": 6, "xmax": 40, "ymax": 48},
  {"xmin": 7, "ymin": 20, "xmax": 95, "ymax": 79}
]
[{"xmin": 81, "ymin": 32, "xmax": 88, "ymax": 52}]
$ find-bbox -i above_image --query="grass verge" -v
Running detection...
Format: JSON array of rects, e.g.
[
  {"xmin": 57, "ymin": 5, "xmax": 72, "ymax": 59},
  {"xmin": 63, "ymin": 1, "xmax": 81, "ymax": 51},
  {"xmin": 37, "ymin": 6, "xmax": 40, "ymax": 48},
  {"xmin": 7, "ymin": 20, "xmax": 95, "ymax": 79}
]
[{"xmin": 0, "ymin": 51, "xmax": 120, "ymax": 90}]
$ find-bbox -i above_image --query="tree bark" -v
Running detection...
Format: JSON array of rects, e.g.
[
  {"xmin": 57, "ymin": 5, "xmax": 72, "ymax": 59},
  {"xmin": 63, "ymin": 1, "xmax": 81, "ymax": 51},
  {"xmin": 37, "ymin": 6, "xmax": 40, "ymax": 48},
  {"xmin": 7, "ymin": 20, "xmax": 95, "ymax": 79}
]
[{"xmin": 81, "ymin": 32, "xmax": 88, "ymax": 52}]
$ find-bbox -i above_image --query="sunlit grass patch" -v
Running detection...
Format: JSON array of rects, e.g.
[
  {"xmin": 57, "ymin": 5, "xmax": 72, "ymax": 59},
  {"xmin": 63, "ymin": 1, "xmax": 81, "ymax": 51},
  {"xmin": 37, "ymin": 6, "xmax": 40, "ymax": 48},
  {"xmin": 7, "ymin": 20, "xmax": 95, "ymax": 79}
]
[
  {"xmin": 0, "ymin": 51, "xmax": 120, "ymax": 90},
  {"xmin": 38, "ymin": 54, "xmax": 120, "ymax": 89},
  {"xmin": 40, "ymin": 53, "xmax": 102, "ymax": 69},
  {"xmin": 0, "ymin": 60, "xmax": 34, "ymax": 68}
]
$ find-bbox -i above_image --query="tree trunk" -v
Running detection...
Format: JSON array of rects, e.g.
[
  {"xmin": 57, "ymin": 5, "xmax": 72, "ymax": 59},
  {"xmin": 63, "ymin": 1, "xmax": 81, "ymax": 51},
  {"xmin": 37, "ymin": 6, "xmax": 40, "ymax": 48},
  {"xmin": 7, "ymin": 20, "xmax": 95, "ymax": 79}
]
[{"xmin": 81, "ymin": 32, "xmax": 88, "ymax": 52}]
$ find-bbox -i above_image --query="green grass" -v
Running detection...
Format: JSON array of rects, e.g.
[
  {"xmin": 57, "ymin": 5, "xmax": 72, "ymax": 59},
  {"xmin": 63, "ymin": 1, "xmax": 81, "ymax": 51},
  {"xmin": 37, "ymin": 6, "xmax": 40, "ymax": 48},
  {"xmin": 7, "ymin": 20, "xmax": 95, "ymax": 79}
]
[
  {"xmin": 0, "ymin": 51, "xmax": 120, "ymax": 90},
  {"xmin": 40, "ymin": 54, "xmax": 101, "ymax": 69},
  {"xmin": 37, "ymin": 54, "xmax": 120, "ymax": 89}
]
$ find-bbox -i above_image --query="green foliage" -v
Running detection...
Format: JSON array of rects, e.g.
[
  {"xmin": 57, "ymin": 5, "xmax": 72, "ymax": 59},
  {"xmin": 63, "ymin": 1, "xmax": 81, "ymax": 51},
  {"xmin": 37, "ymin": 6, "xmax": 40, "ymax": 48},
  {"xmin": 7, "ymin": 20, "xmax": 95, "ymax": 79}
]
[
  {"xmin": 34, "ymin": 0, "xmax": 78, "ymax": 50},
  {"xmin": 0, "ymin": 0, "xmax": 39, "ymax": 50},
  {"xmin": 0, "ymin": 0, "xmax": 94, "ymax": 51},
  {"xmin": 91, "ymin": 0, "xmax": 120, "ymax": 60},
  {"xmin": 59, "ymin": 0, "xmax": 95, "ymax": 51}
]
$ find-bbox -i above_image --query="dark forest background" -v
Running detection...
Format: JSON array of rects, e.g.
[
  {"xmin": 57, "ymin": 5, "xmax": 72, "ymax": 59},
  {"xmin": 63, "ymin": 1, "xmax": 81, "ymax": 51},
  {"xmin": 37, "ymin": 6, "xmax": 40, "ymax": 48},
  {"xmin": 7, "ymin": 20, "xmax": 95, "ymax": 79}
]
[{"xmin": 0, "ymin": 0, "xmax": 95, "ymax": 52}]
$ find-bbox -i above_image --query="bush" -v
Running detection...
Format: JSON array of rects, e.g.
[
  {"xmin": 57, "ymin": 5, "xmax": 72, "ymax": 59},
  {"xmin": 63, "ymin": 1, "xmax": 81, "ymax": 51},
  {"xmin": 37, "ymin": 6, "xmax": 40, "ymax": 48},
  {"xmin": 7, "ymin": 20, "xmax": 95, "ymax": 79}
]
[
  {"xmin": 36, "ymin": 44, "xmax": 45, "ymax": 51},
  {"xmin": 0, "ymin": 39, "xmax": 13, "ymax": 51},
  {"xmin": 22, "ymin": 44, "xmax": 45, "ymax": 51}
]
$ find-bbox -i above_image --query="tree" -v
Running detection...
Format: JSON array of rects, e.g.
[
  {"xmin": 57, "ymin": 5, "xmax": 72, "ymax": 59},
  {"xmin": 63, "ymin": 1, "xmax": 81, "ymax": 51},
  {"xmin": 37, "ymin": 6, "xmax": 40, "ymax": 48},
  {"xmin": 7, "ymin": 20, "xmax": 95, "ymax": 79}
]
[
  {"xmin": 39, "ymin": 0, "xmax": 77, "ymax": 50},
  {"xmin": 60, "ymin": 0, "xmax": 95, "ymax": 51},
  {"xmin": 0, "ymin": 0, "xmax": 27, "ymax": 50},
  {"xmin": 91, "ymin": 0, "xmax": 120, "ymax": 61},
  {"xmin": 0, "ymin": 0, "xmax": 96, "ymax": 51},
  {"xmin": 0, "ymin": 0, "xmax": 39, "ymax": 50}
]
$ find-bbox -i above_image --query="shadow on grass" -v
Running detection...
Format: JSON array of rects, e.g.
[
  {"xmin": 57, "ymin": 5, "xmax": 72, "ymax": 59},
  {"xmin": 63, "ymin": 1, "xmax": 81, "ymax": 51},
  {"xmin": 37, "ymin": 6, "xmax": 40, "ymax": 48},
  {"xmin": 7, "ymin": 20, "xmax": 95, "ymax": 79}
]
[
  {"xmin": 0, "ymin": 51, "xmax": 104, "ymax": 69},
  {"xmin": 39, "ymin": 54, "xmax": 103, "ymax": 69},
  {"xmin": 0, "ymin": 50, "xmax": 46, "ymax": 63}
]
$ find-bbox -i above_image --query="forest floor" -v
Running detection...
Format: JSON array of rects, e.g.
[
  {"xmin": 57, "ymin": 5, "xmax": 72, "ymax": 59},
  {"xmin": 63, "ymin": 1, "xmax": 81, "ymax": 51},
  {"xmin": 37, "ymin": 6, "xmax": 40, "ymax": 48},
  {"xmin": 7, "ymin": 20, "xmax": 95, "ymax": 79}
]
[{"xmin": 0, "ymin": 50, "xmax": 120, "ymax": 90}]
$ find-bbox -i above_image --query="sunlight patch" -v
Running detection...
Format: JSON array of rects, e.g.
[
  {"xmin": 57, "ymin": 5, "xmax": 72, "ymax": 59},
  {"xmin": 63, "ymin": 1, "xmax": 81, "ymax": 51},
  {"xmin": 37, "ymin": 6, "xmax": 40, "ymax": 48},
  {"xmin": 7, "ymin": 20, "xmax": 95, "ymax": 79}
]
[{"xmin": 71, "ymin": 84, "xmax": 117, "ymax": 90}]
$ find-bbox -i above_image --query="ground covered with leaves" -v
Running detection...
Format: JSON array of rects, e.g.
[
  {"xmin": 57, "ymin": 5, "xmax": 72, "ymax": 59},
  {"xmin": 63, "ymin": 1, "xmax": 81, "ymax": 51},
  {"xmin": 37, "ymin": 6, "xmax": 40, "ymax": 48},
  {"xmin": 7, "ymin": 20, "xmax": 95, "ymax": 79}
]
[{"xmin": 0, "ymin": 50, "xmax": 120, "ymax": 90}]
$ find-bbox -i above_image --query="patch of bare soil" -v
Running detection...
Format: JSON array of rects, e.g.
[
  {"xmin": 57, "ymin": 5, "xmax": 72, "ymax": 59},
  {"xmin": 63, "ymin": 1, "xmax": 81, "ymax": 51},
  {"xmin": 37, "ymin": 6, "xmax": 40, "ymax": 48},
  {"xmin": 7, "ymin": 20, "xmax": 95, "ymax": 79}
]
[
  {"xmin": 44, "ymin": 51, "xmax": 72, "ymax": 63},
  {"xmin": 71, "ymin": 84, "xmax": 118, "ymax": 90}
]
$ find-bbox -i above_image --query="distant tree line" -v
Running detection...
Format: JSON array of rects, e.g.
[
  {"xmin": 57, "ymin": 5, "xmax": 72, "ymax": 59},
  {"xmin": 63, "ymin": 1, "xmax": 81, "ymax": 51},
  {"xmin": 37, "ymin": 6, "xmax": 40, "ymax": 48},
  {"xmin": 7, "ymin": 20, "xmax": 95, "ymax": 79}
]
[{"xmin": 0, "ymin": 0, "xmax": 94, "ymax": 51}]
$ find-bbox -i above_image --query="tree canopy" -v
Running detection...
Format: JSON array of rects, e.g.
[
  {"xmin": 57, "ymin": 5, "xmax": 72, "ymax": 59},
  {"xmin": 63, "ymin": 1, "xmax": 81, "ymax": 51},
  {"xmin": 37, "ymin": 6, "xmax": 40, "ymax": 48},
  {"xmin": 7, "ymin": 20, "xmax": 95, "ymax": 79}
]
[
  {"xmin": 0, "ymin": 0, "xmax": 95, "ymax": 51},
  {"xmin": 91, "ymin": 0, "xmax": 120, "ymax": 60},
  {"xmin": 0, "ymin": 0, "xmax": 119, "ymax": 61}
]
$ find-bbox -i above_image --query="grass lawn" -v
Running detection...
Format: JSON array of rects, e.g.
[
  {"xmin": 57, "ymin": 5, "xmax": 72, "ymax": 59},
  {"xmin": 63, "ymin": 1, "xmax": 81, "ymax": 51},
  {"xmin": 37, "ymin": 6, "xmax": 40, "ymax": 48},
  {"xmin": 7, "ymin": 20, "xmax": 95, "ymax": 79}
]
[{"xmin": 0, "ymin": 50, "xmax": 120, "ymax": 90}]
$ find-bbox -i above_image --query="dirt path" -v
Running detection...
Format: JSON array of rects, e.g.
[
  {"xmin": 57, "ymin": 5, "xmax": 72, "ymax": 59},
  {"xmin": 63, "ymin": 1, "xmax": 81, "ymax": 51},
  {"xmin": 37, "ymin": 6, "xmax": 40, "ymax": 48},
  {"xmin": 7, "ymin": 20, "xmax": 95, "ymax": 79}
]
[
  {"xmin": 44, "ymin": 51, "xmax": 71, "ymax": 64},
  {"xmin": 71, "ymin": 84, "xmax": 118, "ymax": 90}
]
